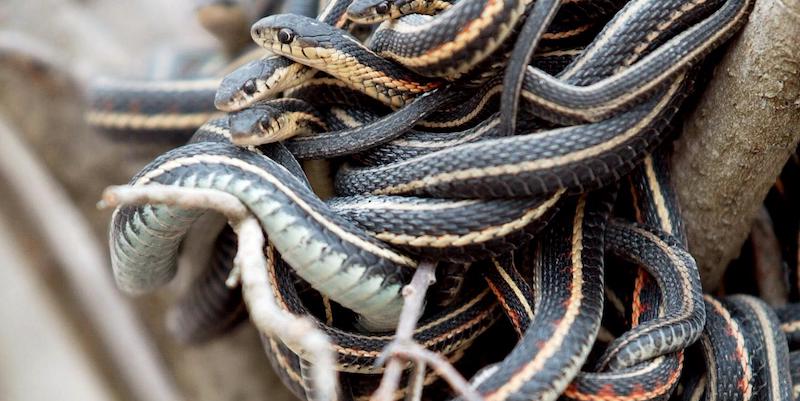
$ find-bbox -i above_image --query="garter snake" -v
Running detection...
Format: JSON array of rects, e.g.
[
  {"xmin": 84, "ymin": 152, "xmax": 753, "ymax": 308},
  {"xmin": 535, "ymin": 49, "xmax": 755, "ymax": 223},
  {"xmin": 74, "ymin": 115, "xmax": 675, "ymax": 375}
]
[
  {"xmin": 244, "ymin": 0, "xmax": 747, "ymax": 170},
  {"xmin": 251, "ymin": 13, "xmax": 442, "ymax": 107},
  {"xmin": 558, "ymin": 149, "xmax": 688, "ymax": 401},
  {"xmin": 475, "ymin": 192, "xmax": 704, "ymax": 401},
  {"xmin": 334, "ymin": 74, "xmax": 690, "ymax": 199},
  {"xmin": 85, "ymin": 44, "xmax": 269, "ymax": 139},
  {"xmin": 467, "ymin": 191, "xmax": 614, "ymax": 401},
  {"xmin": 720, "ymin": 296, "xmax": 793, "ymax": 401},
  {"xmin": 348, "ymin": 0, "xmax": 531, "ymax": 79},
  {"xmin": 345, "ymin": 0, "xmax": 453, "ymax": 24},
  {"xmin": 112, "ymin": 122, "xmax": 565, "ymax": 331},
  {"xmin": 195, "ymin": 117, "xmax": 566, "ymax": 261},
  {"xmin": 232, "ymin": 86, "xmax": 462, "ymax": 157},
  {"xmin": 166, "ymin": 225, "xmax": 248, "ymax": 344},
  {"xmin": 228, "ymin": 98, "xmax": 328, "ymax": 145},
  {"xmin": 99, "ymin": 0, "xmax": 771, "ymax": 398},
  {"xmin": 85, "ymin": 76, "xmax": 224, "ymax": 140},
  {"xmin": 213, "ymin": 0, "xmax": 354, "ymax": 111},
  {"xmin": 266, "ymin": 244, "xmax": 499, "ymax": 374},
  {"xmin": 109, "ymin": 140, "xmax": 417, "ymax": 331}
]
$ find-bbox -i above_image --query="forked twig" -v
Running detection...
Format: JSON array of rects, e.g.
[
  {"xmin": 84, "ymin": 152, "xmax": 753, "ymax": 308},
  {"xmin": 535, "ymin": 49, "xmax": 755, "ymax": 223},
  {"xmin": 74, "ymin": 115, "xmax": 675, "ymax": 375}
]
[
  {"xmin": 371, "ymin": 259, "xmax": 483, "ymax": 401},
  {"xmin": 387, "ymin": 342, "xmax": 483, "ymax": 401},
  {"xmin": 371, "ymin": 261, "xmax": 437, "ymax": 401},
  {"xmin": 101, "ymin": 184, "xmax": 338, "ymax": 401}
]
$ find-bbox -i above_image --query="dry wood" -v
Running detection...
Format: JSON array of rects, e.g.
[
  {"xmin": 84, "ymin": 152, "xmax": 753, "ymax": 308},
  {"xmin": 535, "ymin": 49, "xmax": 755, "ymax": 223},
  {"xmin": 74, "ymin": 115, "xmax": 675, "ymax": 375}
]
[
  {"xmin": 672, "ymin": 0, "xmax": 800, "ymax": 289},
  {"xmin": 372, "ymin": 261, "xmax": 438, "ymax": 401}
]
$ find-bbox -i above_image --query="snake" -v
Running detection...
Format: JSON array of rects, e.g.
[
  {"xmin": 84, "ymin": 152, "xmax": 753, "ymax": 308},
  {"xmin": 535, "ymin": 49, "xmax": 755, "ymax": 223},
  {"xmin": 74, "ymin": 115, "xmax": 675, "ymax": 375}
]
[
  {"xmin": 227, "ymin": 98, "xmax": 328, "ymax": 145},
  {"xmin": 212, "ymin": 0, "xmax": 357, "ymax": 112},
  {"xmin": 226, "ymin": 0, "xmax": 705, "ymax": 126},
  {"xmin": 720, "ymin": 295, "xmax": 793, "ymax": 401},
  {"xmin": 251, "ymin": 13, "xmax": 443, "ymax": 106},
  {"xmin": 111, "ymin": 117, "xmax": 563, "ymax": 331},
  {"xmin": 478, "ymin": 206, "xmax": 704, "ymax": 401},
  {"xmin": 266, "ymin": 243, "xmax": 499, "ymax": 374},
  {"xmin": 114, "ymin": 121, "xmax": 712, "ymax": 400},
  {"xmin": 334, "ymin": 73, "xmax": 690, "ymax": 199},
  {"xmin": 239, "ymin": 0, "xmax": 747, "ymax": 169},
  {"xmin": 166, "ymin": 225, "xmax": 248, "ymax": 344},
  {"xmin": 85, "ymin": 37, "xmax": 271, "ymax": 139},
  {"xmin": 346, "ymin": 0, "xmax": 531, "ymax": 79},
  {"xmin": 96, "ymin": 0, "xmax": 783, "ymax": 398},
  {"xmin": 86, "ymin": 0, "xmax": 346, "ymax": 139},
  {"xmin": 109, "ymin": 140, "xmax": 416, "ymax": 331},
  {"xmin": 559, "ymin": 149, "xmax": 688, "ymax": 401}
]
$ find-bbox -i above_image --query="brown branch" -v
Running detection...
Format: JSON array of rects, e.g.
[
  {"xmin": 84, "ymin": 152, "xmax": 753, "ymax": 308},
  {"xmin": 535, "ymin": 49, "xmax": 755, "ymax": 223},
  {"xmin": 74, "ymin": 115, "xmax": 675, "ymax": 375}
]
[{"xmin": 672, "ymin": 0, "xmax": 800, "ymax": 290}]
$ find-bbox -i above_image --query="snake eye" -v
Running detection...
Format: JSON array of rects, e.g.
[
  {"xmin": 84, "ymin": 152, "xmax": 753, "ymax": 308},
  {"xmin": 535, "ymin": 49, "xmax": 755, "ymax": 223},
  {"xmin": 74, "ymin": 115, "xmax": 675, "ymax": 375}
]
[
  {"xmin": 375, "ymin": 2, "xmax": 390, "ymax": 14},
  {"xmin": 258, "ymin": 117, "xmax": 272, "ymax": 132},
  {"xmin": 277, "ymin": 28, "xmax": 295, "ymax": 44},
  {"xmin": 242, "ymin": 79, "xmax": 257, "ymax": 95}
]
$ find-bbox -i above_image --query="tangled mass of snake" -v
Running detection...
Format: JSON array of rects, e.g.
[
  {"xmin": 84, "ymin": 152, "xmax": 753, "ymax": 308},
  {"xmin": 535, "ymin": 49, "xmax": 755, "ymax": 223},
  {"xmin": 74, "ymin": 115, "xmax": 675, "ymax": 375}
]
[{"xmin": 88, "ymin": 0, "xmax": 800, "ymax": 399}]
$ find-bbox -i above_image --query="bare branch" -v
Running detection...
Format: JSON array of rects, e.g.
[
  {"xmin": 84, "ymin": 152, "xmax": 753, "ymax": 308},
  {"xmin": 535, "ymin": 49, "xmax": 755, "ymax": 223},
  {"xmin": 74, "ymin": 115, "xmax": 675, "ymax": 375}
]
[
  {"xmin": 387, "ymin": 342, "xmax": 483, "ymax": 401},
  {"xmin": 236, "ymin": 217, "xmax": 338, "ymax": 401},
  {"xmin": 100, "ymin": 185, "xmax": 249, "ymax": 222},
  {"xmin": 371, "ymin": 261, "xmax": 437, "ymax": 401}
]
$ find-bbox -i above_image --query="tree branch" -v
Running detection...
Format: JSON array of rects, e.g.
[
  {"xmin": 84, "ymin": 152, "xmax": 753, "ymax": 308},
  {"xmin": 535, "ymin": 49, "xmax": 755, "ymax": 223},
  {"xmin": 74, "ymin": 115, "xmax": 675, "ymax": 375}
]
[
  {"xmin": 672, "ymin": 0, "xmax": 800, "ymax": 289},
  {"xmin": 371, "ymin": 261, "xmax": 437, "ymax": 401}
]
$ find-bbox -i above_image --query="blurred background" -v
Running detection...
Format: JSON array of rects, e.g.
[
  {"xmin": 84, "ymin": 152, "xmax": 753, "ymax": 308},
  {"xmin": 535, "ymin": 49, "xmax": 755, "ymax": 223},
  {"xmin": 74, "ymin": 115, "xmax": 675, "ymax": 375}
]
[{"xmin": 0, "ymin": 1, "xmax": 293, "ymax": 400}]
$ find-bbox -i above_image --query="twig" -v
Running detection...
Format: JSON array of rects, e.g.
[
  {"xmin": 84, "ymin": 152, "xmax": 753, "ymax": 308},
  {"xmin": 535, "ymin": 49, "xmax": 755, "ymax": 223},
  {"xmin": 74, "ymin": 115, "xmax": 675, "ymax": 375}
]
[
  {"xmin": 100, "ymin": 185, "xmax": 249, "ymax": 221},
  {"xmin": 404, "ymin": 361, "xmax": 426, "ymax": 401},
  {"xmin": 387, "ymin": 342, "xmax": 483, "ymax": 401},
  {"xmin": 371, "ymin": 261, "xmax": 437, "ymax": 401},
  {"xmin": 237, "ymin": 217, "xmax": 338, "ymax": 401},
  {"xmin": 102, "ymin": 184, "xmax": 339, "ymax": 401}
]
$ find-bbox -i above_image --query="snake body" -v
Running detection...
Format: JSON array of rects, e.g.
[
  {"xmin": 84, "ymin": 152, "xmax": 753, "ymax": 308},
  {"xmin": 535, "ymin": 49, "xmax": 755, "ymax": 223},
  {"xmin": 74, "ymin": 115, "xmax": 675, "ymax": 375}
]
[
  {"xmin": 97, "ymin": 0, "xmax": 789, "ymax": 400},
  {"xmin": 110, "ymin": 141, "xmax": 415, "ymax": 331}
]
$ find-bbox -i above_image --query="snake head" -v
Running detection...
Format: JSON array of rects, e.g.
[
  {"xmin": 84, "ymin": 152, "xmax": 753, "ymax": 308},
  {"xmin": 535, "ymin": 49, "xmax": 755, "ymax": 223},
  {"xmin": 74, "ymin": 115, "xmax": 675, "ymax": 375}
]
[
  {"xmin": 228, "ymin": 104, "xmax": 284, "ymax": 146},
  {"xmin": 251, "ymin": 14, "xmax": 336, "ymax": 61},
  {"xmin": 214, "ymin": 56, "xmax": 300, "ymax": 112},
  {"xmin": 228, "ymin": 99, "xmax": 324, "ymax": 145},
  {"xmin": 346, "ymin": 0, "xmax": 397, "ymax": 23}
]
